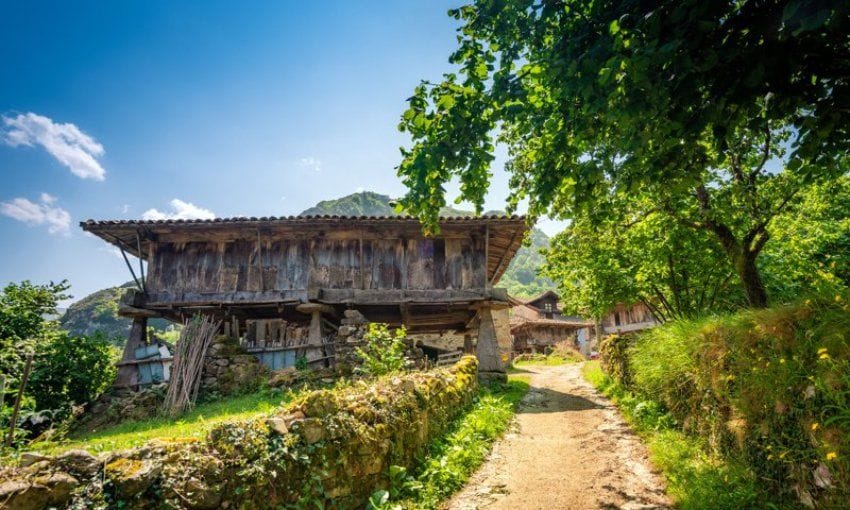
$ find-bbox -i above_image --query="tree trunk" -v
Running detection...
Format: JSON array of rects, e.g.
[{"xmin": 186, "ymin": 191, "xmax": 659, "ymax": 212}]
[{"xmin": 737, "ymin": 251, "xmax": 768, "ymax": 308}]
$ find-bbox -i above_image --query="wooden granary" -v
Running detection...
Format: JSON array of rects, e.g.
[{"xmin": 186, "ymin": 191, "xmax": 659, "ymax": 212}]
[{"xmin": 82, "ymin": 214, "xmax": 527, "ymax": 386}]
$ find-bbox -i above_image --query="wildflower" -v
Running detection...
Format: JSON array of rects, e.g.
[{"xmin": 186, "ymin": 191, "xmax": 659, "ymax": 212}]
[
  {"xmin": 836, "ymin": 295, "xmax": 843, "ymax": 303},
  {"xmin": 812, "ymin": 423, "xmax": 820, "ymax": 431},
  {"xmin": 818, "ymin": 347, "xmax": 828, "ymax": 355},
  {"xmin": 805, "ymin": 299, "xmax": 812, "ymax": 306},
  {"xmin": 827, "ymin": 452, "xmax": 838, "ymax": 461},
  {"xmin": 779, "ymin": 358, "xmax": 786, "ymax": 364},
  {"xmin": 820, "ymin": 353, "xmax": 831, "ymax": 360}
]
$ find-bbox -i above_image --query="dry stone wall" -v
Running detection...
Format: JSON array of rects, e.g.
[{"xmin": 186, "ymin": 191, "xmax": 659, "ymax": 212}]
[
  {"xmin": 199, "ymin": 335, "xmax": 268, "ymax": 397},
  {"xmin": 0, "ymin": 356, "xmax": 479, "ymax": 509}
]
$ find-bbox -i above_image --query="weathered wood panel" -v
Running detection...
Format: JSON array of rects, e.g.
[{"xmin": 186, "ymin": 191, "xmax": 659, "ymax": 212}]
[{"xmin": 144, "ymin": 229, "xmax": 491, "ymax": 300}]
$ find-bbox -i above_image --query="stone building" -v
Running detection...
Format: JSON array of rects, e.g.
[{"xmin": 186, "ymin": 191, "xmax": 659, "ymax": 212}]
[{"xmin": 509, "ymin": 291, "xmax": 593, "ymax": 355}]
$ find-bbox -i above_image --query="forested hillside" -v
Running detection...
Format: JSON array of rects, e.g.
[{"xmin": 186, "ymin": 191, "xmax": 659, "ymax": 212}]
[{"xmin": 59, "ymin": 282, "xmax": 170, "ymax": 342}]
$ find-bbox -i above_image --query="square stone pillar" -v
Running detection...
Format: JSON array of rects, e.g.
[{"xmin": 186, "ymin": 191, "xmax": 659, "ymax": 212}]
[{"xmin": 473, "ymin": 301, "xmax": 511, "ymax": 383}]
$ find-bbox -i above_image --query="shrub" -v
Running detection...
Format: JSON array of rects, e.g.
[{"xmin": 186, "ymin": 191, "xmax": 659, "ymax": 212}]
[
  {"xmin": 599, "ymin": 334, "xmax": 633, "ymax": 386},
  {"xmin": 355, "ymin": 323, "xmax": 407, "ymax": 376},
  {"xmin": 28, "ymin": 331, "xmax": 116, "ymax": 412}
]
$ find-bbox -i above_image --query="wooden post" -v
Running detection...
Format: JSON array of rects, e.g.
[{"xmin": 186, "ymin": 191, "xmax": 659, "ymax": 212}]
[
  {"xmin": 6, "ymin": 352, "xmax": 33, "ymax": 447},
  {"xmin": 463, "ymin": 333, "xmax": 474, "ymax": 354}
]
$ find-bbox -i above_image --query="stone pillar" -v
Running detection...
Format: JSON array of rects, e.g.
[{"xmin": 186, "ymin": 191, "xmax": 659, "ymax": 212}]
[
  {"xmin": 474, "ymin": 302, "xmax": 511, "ymax": 383},
  {"xmin": 116, "ymin": 316, "xmax": 147, "ymax": 388},
  {"xmin": 296, "ymin": 302, "xmax": 334, "ymax": 364}
]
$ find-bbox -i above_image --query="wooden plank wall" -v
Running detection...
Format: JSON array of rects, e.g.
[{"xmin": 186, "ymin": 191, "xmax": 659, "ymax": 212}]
[{"xmin": 145, "ymin": 231, "xmax": 488, "ymax": 296}]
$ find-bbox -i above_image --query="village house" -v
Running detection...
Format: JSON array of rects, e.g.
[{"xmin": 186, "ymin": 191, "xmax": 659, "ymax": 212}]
[
  {"xmin": 81, "ymin": 214, "xmax": 527, "ymax": 387},
  {"xmin": 600, "ymin": 302, "xmax": 659, "ymax": 335},
  {"xmin": 509, "ymin": 291, "xmax": 593, "ymax": 355}
]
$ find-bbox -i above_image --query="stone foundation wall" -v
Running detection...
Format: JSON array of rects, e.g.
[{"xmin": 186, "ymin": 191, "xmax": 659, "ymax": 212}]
[
  {"xmin": 0, "ymin": 357, "xmax": 479, "ymax": 510},
  {"xmin": 333, "ymin": 310, "xmax": 426, "ymax": 374},
  {"xmin": 199, "ymin": 335, "xmax": 268, "ymax": 397}
]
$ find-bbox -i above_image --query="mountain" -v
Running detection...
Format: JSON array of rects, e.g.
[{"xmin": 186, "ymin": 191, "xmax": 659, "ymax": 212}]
[
  {"xmin": 497, "ymin": 227, "xmax": 556, "ymax": 298},
  {"xmin": 300, "ymin": 191, "xmax": 397, "ymax": 216},
  {"xmin": 300, "ymin": 191, "xmax": 556, "ymax": 298},
  {"xmin": 299, "ymin": 191, "xmax": 502, "ymax": 218},
  {"xmin": 60, "ymin": 282, "xmax": 171, "ymax": 343}
]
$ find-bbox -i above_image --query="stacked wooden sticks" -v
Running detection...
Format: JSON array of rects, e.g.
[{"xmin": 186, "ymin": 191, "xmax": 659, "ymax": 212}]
[{"xmin": 163, "ymin": 315, "xmax": 221, "ymax": 417}]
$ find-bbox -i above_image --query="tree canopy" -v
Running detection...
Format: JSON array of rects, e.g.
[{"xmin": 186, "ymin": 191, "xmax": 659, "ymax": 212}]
[{"xmin": 398, "ymin": 0, "xmax": 850, "ymax": 307}]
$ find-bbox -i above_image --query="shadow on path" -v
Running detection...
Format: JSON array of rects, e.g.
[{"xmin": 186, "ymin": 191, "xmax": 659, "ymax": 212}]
[{"xmin": 517, "ymin": 386, "xmax": 606, "ymax": 414}]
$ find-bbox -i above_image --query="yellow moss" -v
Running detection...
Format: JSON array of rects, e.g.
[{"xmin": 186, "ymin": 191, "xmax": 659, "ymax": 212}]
[{"xmin": 106, "ymin": 458, "xmax": 144, "ymax": 478}]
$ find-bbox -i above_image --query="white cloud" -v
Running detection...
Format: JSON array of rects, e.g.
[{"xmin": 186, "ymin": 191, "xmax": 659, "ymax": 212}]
[
  {"xmin": 2, "ymin": 112, "xmax": 106, "ymax": 180},
  {"xmin": 298, "ymin": 156, "xmax": 322, "ymax": 172},
  {"xmin": 121, "ymin": 204, "xmax": 131, "ymax": 213},
  {"xmin": 142, "ymin": 199, "xmax": 216, "ymax": 221},
  {"xmin": 355, "ymin": 186, "xmax": 364, "ymax": 193},
  {"xmin": 0, "ymin": 194, "xmax": 71, "ymax": 235}
]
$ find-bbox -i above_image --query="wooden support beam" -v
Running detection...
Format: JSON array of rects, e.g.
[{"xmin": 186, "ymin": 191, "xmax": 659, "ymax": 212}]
[
  {"xmin": 317, "ymin": 288, "xmax": 508, "ymax": 305},
  {"xmin": 136, "ymin": 232, "xmax": 146, "ymax": 292},
  {"xmin": 295, "ymin": 302, "xmax": 335, "ymax": 315}
]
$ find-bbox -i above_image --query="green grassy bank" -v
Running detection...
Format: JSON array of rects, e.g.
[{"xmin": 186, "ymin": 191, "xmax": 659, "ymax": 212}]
[{"xmin": 595, "ymin": 294, "xmax": 850, "ymax": 509}]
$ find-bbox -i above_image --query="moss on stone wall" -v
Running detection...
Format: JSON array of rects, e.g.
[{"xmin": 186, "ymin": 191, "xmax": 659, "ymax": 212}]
[{"xmin": 0, "ymin": 357, "xmax": 479, "ymax": 509}]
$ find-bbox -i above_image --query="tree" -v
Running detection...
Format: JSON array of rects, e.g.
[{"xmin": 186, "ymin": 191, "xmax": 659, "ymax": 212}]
[
  {"xmin": 760, "ymin": 175, "xmax": 850, "ymax": 300},
  {"xmin": 0, "ymin": 280, "xmax": 70, "ymax": 381},
  {"xmin": 397, "ymin": 0, "xmax": 850, "ymax": 307},
  {"xmin": 543, "ymin": 198, "xmax": 743, "ymax": 322}
]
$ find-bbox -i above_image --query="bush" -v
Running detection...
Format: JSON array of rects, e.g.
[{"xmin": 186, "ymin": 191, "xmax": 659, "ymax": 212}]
[
  {"xmin": 355, "ymin": 323, "xmax": 407, "ymax": 376},
  {"xmin": 26, "ymin": 331, "xmax": 115, "ymax": 415},
  {"xmin": 608, "ymin": 294, "xmax": 850, "ymax": 508},
  {"xmin": 599, "ymin": 334, "xmax": 633, "ymax": 386}
]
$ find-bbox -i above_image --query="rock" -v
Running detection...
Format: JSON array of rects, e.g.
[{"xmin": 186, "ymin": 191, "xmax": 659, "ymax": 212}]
[
  {"xmin": 173, "ymin": 477, "xmax": 222, "ymax": 509},
  {"xmin": 106, "ymin": 458, "xmax": 162, "ymax": 497},
  {"xmin": 293, "ymin": 418, "xmax": 325, "ymax": 444},
  {"xmin": 338, "ymin": 325, "xmax": 356, "ymax": 337},
  {"xmin": 0, "ymin": 472, "xmax": 80, "ymax": 510},
  {"xmin": 343, "ymin": 309, "xmax": 366, "ymax": 321},
  {"xmin": 18, "ymin": 452, "xmax": 49, "ymax": 467},
  {"xmin": 268, "ymin": 367, "xmax": 298, "ymax": 388},
  {"xmin": 360, "ymin": 454, "xmax": 384, "ymax": 475},
  {"xmin": 266, "ymin": 417, "xmax": 289, "ymax": 435},
  {"xmin": 55, "ymin": 449, "xmax": 101, "ymax": 478}
]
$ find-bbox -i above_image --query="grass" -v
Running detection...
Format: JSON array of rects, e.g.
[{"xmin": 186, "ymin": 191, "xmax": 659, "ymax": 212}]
[
  {"xmin": 28, "ymin": 388, "xmax": 295, "ymax": 454},
  {"xmin": 511, "ymin": 345, "xmax": 586, "ymax": 367},
  {"xmin": 582, "ymin": 361, "xmax": 769, "ymax": 510},
  {"xmin": 371, "ymin": 374, "xmax": 530, "ymax": 509}
]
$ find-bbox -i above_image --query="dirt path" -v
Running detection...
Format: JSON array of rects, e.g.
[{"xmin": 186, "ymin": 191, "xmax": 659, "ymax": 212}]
[{"xmin": 445, "ymin": 363, "xmax": 670, "ymax": 510}]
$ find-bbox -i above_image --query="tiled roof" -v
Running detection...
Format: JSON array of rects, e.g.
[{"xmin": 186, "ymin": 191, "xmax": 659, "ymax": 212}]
[{"xmin": 80, "ymin": 214, "xmax": 525, "ymax": 227}]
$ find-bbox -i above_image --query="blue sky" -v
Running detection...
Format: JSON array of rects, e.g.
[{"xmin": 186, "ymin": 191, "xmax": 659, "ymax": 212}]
[{"xmin": 0, "ymin": 1, "xmax": 559, "ymax": 304}]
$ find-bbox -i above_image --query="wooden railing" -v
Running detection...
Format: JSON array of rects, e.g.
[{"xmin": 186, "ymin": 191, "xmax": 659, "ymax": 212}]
[{"xmin": 436, "ymin": 350, "xmax": 464, "ymax": 367}]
